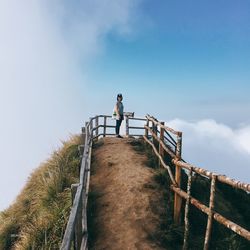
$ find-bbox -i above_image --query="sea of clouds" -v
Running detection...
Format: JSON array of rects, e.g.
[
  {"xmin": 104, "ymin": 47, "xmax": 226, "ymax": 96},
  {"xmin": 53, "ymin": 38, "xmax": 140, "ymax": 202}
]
[
  {"xmin": 126, "ymin": 118, "xmax": 250, "ymax": 183},
  {"xmin": 167, "ymin": 118, "xmax": 250, "ymax": 183}
]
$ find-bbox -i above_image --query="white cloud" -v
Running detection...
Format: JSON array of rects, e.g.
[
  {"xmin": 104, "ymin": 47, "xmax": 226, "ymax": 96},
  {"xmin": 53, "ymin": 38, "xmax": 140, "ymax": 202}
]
[
  {"xmin": 0, "ymin": 0, "xmax": 141, "ymax": 210},
  {"xmin": 167, "ymin": 118, "xmax": 250, "ymax": 183},
  {"xmin": 125, "ymin": 117, "xmax": 250, "ymax": 183},
  {"xmin": 235, "ymin": 125, "xmax": 250, "ymax": 154}
]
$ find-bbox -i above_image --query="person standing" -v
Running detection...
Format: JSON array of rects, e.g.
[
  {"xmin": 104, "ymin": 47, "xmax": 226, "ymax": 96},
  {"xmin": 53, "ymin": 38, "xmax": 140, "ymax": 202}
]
[{"xmin": 114, "ymin": 93, "xmax": 124, "ymax": 138}]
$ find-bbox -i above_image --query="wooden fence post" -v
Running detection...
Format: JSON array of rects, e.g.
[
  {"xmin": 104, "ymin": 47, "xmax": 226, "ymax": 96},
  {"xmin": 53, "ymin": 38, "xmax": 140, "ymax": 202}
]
[
  {"xmin": 145, "ymin": 119, "xmax": 149, "ymax": 138},
  {"xmin": 125, "ymin": 115, "xmax": 129, "ymax": 137},
  {"xmin": 79, "ymin": 126, "xmax": 86, "ymax": 174},
  {"xmin": 95, "ymin": 116, "xmax": 99, "ymax": 138},
  {"xmin": 71, "ymin": 184, "xmax": 82, "ymax": 250},
  {"xmin": 152, "ymin": 121, "xmax": 157, "ymax": 147},
  {"xmin": 81, "ymin": 127, "xmax": 86, "ymax": 143},
  {"xmin": 183, "ymin": 168, "xmax": 193, "ymax": 250},
  {"xmin": 89, "ymin": 118, "xmax": 93, "ymax": 138},
  {"xmin": 103, "ymin": 116, "xmax": 107, "ymax": 137},
  {"xmin": 204, "ymin": 174, "xmax": 217, "ymax": 250},
  {"xmin": 77, "ymin": 144, "xmax": 84, "ymax": 174},
  {"xmin": 159, "ymin": 122, "xmax": 165, "ymax": 168},
  {"xmin": 174, "ymin": 132, "xmax": 183, "ymax": 224},
  {"xmin": 85, "ymin": 122, "xmax": 88, "ymax": 140}
]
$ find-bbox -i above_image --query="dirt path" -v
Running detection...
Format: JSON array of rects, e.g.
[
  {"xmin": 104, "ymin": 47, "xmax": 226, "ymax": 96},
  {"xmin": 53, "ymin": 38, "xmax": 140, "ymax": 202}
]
[{"xmin": 89, "ymin": 137, "xmax": 165, "ymax": 250}]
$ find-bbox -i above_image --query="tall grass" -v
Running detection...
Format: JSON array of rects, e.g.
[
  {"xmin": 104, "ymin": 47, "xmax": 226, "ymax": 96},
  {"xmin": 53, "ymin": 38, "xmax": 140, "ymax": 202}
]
[
  {"xmin": 0, "ymin": 134, "xmax": 83, "ymax": 249},
  {"xmin": 129, "ymin": 138, "xmax": 250, "ymax": 249}
]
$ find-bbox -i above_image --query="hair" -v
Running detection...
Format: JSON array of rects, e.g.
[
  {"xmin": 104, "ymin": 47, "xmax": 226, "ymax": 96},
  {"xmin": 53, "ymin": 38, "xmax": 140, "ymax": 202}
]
[{"xmin": 117, "ymin": 93, "xmax": 123, "ymax": 101}]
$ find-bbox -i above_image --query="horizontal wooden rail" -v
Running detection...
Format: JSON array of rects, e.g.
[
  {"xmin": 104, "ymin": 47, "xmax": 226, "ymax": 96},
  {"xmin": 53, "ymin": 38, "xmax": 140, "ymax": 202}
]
[
  {"xmin": 146, "ymin": 114, "xmax": 181, "ymax": 135},
  {"xmin": 143, "ymin": 135, "xmax": 177, "ymax": 185},
  {"xmin": 91, "ymin": 124, "xmax": 116, "ymax": 132},
  {"xmin": 145, "ymin": 125, "xmax": 176, "ymax": 158},
  {"xmin": 164, "ymin": 131, "xmax": 177, "ymax": 146},
  {"xmin": 61, "ymin": 184, "xmax": 83, "ymax": 249},
  {"xmin": 128, "ymin": 126, "xmax": 145, "ymax": 130},
  {"xmin": 171, "ymin": 185, "xmax": 250, "ymax": 241},
  {"xmin": 172, "ymin": 159, "xmax": 250, "ymax": 193},
  {"xmin": 164, "ymin": 135, "xmax": 177, "ymax": 148},
  {"xmin": 129, "ymin": 117, "xmax": 147, "ymax": 121},
  {"xmin": 143, "ymin": 115, "xmax": 250, "ymax": 249}
]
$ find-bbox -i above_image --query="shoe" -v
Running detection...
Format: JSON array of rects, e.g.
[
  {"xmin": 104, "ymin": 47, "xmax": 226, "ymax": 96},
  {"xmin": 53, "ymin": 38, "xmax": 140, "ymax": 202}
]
[{"xmin": 116, "ymin": 135, "xmax": 123, "ymax": 138}]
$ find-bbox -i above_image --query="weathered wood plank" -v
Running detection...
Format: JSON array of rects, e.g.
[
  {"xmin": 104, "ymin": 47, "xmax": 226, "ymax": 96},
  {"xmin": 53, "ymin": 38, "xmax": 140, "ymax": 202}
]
[
  {"xmin": 146, "ymin": 114, "xmax": 180, "ymax": 135},
  {"xmin": 61, "ymin": 184, "xmax": 83, "ymax": 250},
  {"xmin": 171, "ymin": 185, "xmax": 250, "ymax": 241},
  {"xmin": 172, "ymin": 159, "xmax": 250, "ymax": 193},
  {"xmin": 174, "ymin": 132, "xmax": 183, "ymax": 224},
  {"xmin": 159, "ymin": 122, "xmax": 165, "ymax": 168},
  {"xmin": 143, "ymin": 135, "xmax": 177, "ymax": 186},
  {"xmin": 145, "ymin": 125, "xmax": 176, "ymax": 158},
  {"xmin": 204, "ymin": 174, "xmax": 217, "ymax": 250},
  {"xmin": 183, "ymin": 169, "xmax": 192, "ymax": 250},
  {"xmin": 103, "ymin": 116, "xmax": 107, "ymax": 137}
]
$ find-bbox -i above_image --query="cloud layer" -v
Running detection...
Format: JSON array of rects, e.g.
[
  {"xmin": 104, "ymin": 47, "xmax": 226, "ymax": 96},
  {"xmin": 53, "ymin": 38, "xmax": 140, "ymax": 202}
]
[
  {"xmin": 167, "ymin": 118, "xmax": 250, "ymax": 182},
  {"xmin": 0, "ymin": 0, "xmax": 141, "ymax": 211}
]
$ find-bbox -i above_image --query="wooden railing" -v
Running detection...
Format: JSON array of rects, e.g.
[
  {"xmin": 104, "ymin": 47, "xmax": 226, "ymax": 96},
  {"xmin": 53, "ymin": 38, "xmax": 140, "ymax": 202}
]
[
  {"xmin": 60, "ymin": 113, "xmax": 250, "ymax": 250},
  {"xmin": 60, "ymin": 114, "xmax": 146, "ymax": 250},
  {"xmin": 143, "ymin": 114, "xmax": 250, "ymax": 250}
]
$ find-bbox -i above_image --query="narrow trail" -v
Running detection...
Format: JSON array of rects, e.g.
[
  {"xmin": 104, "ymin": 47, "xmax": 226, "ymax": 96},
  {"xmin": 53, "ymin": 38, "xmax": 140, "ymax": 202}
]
[{"xmin": 89, "ymin": 137, "xmax": 165, "ymax": 250}]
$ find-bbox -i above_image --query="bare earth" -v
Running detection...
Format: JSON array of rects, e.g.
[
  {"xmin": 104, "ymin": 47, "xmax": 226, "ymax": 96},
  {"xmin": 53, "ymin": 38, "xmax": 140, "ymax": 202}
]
[{"xmin": 89, "ymin": 137, "xmax": 165, "ymax": 250}]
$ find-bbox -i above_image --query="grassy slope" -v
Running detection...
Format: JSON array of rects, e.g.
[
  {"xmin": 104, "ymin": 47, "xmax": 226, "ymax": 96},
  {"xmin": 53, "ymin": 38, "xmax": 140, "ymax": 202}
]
[
  {"xmin": 1, "ymin": 135, "xmax": 249, "ymax": 249},
  {"xmin": 0, "ymin": 134, "xmax": 83, "ymax": 249},
  {"xmin": 129, "ymin": 138, "xmax": 250, "ymax": 250}
]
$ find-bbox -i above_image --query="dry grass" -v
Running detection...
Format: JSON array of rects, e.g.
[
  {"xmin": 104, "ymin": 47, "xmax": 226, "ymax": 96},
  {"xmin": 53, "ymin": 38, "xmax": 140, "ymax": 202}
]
[
  {"xmin": 129, "ymin": 138, "xmax": 250, "ymax": 250},
  {"xmin": 2, "ymin": 134, "xmax": 249, "ymax": 249},
  {"xmin": 0, "ymin": 134, "xmax": 83, "ymax": 249}
]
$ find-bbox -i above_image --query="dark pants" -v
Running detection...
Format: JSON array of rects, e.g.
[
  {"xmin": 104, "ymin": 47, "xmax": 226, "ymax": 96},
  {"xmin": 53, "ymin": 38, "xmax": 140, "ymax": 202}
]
[{"xmin": 116, "ymin": 115, "xmax": 124, "ymax": 135}]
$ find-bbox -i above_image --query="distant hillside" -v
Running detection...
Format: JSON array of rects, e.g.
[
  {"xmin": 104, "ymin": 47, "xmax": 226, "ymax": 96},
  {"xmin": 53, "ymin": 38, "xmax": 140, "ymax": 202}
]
[{"xmin": 0, "ymin": 134, "xmax": 83, "ymax": 249}]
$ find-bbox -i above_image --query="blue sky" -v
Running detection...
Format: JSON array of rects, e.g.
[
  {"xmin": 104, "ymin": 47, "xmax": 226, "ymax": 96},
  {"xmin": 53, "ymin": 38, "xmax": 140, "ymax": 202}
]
[
  {"xmin": 86, "ymin": 0, "xmax": 250, "ymax": 125},
  {"xmin": 1, "ymin": 0, "xmax": 250, "ymax": 211}
]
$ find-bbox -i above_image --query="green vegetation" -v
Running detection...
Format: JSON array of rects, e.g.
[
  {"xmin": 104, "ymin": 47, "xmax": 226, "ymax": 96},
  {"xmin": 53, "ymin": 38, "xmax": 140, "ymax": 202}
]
[
  {"xmin": 0, "ymin": 134, "xmax": 83, "ymax": 249},
  {"xmin": 129, "ymin": 137, "xmax": 159, "ymax": 168},
  {"xmin": 1, "ymin": 135, "xmax": 249, "ymax": 249},
  {"xmin": 129, "ymin": 138, "xmax": 250, "ymax": 250}
]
